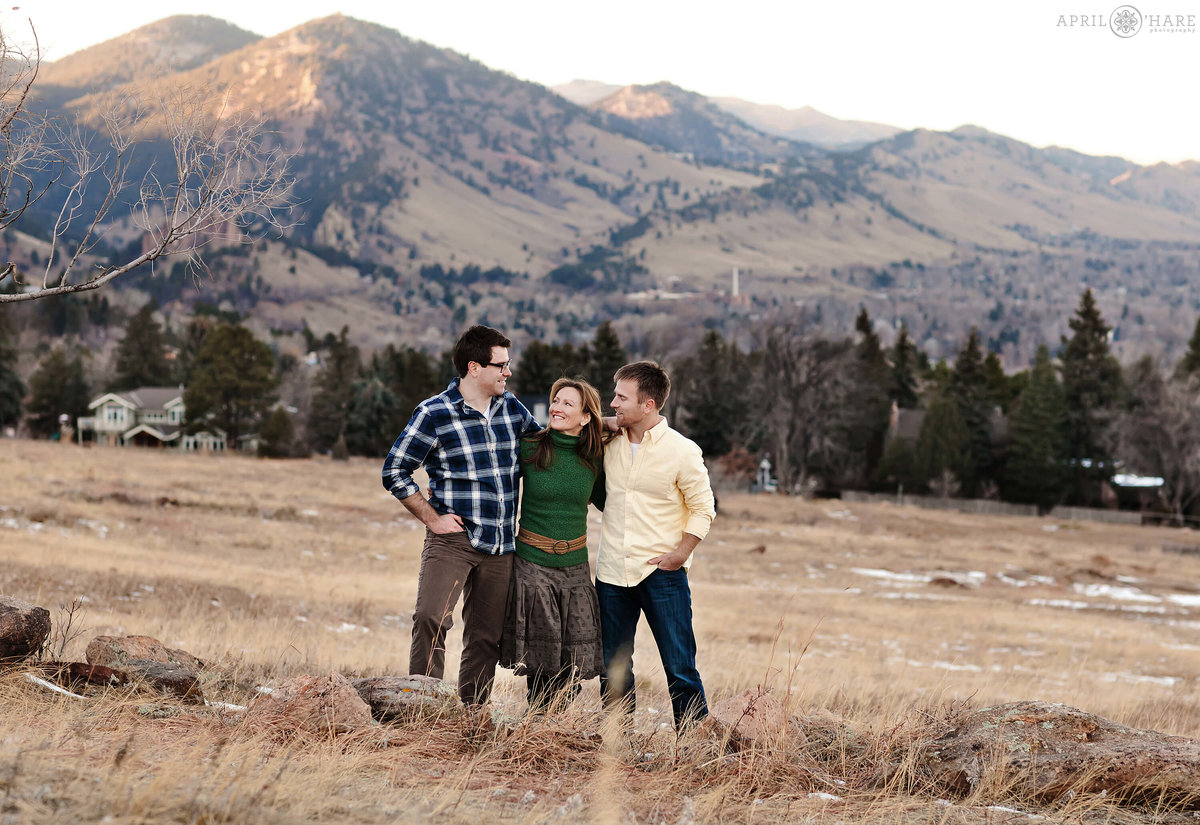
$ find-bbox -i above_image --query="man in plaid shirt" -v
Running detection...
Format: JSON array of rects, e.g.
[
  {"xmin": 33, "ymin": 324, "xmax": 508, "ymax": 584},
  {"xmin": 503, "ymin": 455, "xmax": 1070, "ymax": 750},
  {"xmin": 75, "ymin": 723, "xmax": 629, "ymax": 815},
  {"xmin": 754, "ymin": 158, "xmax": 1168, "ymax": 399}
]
[{"xmin": 382, "ymin": 325, "xmax": 539, "ymax": 707}]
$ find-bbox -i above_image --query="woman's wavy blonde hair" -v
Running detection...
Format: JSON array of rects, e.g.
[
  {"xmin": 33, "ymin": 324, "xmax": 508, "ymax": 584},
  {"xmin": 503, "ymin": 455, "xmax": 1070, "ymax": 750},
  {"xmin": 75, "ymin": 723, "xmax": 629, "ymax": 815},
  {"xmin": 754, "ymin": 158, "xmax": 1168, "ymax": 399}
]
[{"xmin": 523, "ymin": 376, "xmax": 605, "ymax": 473}]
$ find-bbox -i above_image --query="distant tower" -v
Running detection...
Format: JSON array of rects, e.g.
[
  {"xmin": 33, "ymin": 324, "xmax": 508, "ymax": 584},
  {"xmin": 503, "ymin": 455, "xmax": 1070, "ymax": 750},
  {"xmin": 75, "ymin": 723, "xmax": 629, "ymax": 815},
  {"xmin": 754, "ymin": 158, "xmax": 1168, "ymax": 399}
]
[{"xmin": 731, "ymin": 267, "xmax": 740, "ymax": 298}]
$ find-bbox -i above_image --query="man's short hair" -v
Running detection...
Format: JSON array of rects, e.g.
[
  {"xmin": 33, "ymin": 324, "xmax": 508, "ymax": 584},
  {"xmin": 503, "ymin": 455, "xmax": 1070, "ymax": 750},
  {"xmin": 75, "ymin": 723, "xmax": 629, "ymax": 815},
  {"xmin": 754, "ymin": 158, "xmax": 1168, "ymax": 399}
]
[
  {"xmin": 614, "ymin": 360, "xmax": 670, "ymax": 409},
  {"xmin": 452, "ymin": 325, "xmax": 512, "ymax": 377}
]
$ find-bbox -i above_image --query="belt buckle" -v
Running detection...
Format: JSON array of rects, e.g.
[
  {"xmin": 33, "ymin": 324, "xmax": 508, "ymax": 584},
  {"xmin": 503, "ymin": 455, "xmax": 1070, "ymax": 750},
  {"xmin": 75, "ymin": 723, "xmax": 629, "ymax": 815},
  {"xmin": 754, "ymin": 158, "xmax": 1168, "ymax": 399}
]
[{"xmin": 552, "ymin": 539, "xmax": 570, "ymax": 554}]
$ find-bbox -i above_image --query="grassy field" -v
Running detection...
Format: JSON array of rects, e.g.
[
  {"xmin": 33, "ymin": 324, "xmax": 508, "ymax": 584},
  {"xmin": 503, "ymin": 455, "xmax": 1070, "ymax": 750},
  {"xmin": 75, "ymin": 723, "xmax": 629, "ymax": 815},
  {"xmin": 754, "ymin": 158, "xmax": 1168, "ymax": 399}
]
[{"xmin": 3, "ymin": 438, "xmax": 1200, "ymax": 823}]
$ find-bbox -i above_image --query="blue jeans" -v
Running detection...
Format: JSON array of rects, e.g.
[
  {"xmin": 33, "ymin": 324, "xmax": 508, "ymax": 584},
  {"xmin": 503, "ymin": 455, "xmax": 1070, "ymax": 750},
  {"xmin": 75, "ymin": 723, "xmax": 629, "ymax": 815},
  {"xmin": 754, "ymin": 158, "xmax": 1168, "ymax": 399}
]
[{"xmin": 597, "ymin": 568, "xmax": 707, "ymax": 729}]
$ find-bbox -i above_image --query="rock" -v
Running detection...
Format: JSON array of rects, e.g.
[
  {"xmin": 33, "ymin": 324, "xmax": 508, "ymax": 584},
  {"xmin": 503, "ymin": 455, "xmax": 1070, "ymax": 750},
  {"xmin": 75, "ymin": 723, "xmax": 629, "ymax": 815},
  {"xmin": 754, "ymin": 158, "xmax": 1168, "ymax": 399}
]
[
  {"xmin": 85, "ymin": 635, "xmax": 204, "ymax": 672},
  {"xmin": 247, "ymin": 672, "xmax": 374, "ymax": 736},
  {"xmin": 0, "ymin": 596, "xmax": 51, "ymax": 663},
  {"xmin": 920, "ymin": 700, "xmax": 1200, "ymax": 803},
  {"xmin": 124, "ymin": 659, "xmax": 203, "ymax": 701},
  {"xmin": 32, "ymin": 661, "xmax": 127, "ymax": 689},
  {"xmin": 709, "ymin": 689, "xmax": 805, "ymax": 749},
  {"xmin": 352, "ymin": 675, "xmax": 460, "ymax": 723}
]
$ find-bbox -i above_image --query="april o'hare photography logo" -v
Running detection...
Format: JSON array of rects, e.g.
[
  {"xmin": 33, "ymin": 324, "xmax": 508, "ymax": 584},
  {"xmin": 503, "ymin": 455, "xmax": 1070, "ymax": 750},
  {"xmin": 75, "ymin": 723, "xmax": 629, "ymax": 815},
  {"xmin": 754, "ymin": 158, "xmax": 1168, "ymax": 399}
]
[
  {"xmin": 1110, "ymin": 4, "xmax": 1142, "ymax": 36},
  {"xmin": 1056, "ymin": 4, "xmax": 1194, "ymax": 34}
]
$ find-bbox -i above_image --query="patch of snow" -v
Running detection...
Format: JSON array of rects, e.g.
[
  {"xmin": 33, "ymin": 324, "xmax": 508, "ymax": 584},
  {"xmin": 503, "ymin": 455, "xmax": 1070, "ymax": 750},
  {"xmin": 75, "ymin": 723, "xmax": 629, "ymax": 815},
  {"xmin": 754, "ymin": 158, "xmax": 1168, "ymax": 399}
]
[
  {"xmin": 1101, "ymin": 672, "xmax": 1179, "ymax": 687},
  {"xmin": 996, "ymin": 572, "xmax": 1056, "ymax": 587},
  {"xmin": 1028, "ymin": 598, "xmax": 1168, "ymax": 614},
  {"xmin": 1073, "ymin": 582, "xmax": 1160, "ymax": 603},
  {"xmin": 851, "ymin": 568, "xmax": 927, "ymax": 584}
]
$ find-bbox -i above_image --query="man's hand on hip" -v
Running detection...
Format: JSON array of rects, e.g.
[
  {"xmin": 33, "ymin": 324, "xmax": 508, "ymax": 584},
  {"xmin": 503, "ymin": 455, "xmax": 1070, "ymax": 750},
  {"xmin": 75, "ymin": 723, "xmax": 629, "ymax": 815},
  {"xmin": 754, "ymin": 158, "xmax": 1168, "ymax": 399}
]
[
  {"xmin": 647, "ymin": 548, "xmax": 689, "ymax": 571},
  {"xmin": 429, "ymin": 512, "xmax": 465, "ymax": 534},
  {"xmin": 646, "ymin": 533, "xmax": 702, "ymax": 571}
]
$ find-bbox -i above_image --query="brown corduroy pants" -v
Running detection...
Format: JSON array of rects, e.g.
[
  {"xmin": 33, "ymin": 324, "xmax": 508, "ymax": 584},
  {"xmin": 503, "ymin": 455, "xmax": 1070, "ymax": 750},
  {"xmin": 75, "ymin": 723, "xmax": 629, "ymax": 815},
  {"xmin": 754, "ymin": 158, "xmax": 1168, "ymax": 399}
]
[{"xmin": 409, "ymin": 529, "xmax": 513, "ymax": 705}]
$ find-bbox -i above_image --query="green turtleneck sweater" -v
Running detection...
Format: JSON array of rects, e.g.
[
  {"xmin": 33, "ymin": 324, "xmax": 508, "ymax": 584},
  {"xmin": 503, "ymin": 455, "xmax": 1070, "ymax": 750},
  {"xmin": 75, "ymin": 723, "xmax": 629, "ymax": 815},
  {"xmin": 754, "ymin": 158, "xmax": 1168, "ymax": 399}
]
[{"xmin": 516, "ymin": 431, "xmax": 605, "ymax": 568}]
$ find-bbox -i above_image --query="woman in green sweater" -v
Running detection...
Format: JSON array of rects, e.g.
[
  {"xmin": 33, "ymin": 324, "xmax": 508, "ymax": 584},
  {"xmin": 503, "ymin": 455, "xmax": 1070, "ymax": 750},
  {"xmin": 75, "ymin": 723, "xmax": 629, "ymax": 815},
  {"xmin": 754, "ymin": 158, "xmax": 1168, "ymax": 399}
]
[{"xmin": 500, "ymin": 377, "xmax": 607, "ymax": 712}]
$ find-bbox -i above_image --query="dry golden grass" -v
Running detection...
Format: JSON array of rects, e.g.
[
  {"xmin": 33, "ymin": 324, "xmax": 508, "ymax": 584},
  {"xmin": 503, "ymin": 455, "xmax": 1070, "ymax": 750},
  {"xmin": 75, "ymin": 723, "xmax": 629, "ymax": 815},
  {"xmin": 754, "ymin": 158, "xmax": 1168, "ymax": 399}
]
[{"xmin": 3, "ymin": 439, "xmax": 1200, "ymax": 823}]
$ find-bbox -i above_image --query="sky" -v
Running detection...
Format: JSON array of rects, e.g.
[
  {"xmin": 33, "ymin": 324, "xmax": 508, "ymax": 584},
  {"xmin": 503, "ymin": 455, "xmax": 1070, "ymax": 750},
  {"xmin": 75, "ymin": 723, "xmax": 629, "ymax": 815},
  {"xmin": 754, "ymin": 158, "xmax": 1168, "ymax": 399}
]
[{"xmin": 4, "ymin": 0, "xmax": 1198, "ymax": 165}]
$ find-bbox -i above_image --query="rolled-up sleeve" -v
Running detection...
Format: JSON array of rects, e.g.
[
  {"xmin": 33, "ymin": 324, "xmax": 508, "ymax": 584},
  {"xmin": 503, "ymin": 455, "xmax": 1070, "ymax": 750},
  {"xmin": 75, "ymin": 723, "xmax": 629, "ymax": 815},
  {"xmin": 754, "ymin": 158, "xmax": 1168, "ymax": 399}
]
[
  {"xmin": 382, "ymin": 406, "xmax": 438, "ymax": 501},
  {"xmin": 678, "ymin": 443, "xmax": 715, "ymax": 540}
]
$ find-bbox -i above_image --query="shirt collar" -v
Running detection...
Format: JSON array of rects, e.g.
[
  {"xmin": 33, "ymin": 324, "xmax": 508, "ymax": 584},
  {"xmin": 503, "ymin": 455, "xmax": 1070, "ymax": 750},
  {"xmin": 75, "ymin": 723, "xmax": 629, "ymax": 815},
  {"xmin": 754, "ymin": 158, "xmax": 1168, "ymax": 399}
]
[
  {"xmin": 646, "ymin": 417, "xmax": 669, "ymax": 441},
  {"xmin": 627, "ymin": 416, "xmax": 668, "ymax": 443},
  {"xmin": 447, "ymin": 378, "xmax": 503, "ymax": 415}
]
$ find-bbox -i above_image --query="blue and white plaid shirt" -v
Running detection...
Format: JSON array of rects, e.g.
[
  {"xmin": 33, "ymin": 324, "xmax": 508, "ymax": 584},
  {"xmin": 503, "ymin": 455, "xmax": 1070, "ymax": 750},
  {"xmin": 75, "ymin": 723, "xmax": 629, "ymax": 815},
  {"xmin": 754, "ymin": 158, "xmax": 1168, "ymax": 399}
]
[{"xmin": 382, "ymin": 378, "xmax": 539, "ymax": 555}]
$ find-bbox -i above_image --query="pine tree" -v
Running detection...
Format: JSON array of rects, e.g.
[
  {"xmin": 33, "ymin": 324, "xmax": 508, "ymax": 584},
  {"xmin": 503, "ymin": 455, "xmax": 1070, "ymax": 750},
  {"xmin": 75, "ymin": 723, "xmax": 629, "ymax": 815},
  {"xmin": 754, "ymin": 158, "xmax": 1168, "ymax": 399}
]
[
  {"xmin": 1003, "ymin": 345, "xmax": 1066, "ymax": 510},
  {"xmin": 1060, "ymin": 289, "xmax": 1123, "ymax": 505},
  {"xmin": 951, "ymin": 329, "xmax": 994, "ymax": 497},
  {"xmin": 174, "ymin": 316, "xmax": 217, "ymax": 385},
  {"xmin": 848, "ymin": 307, "xmax": 891, "ymax": 483},
  {"xmin": 111, "ymin": 300, "xmax": 173, "ymax": 391},
  {"xmin": 343, "ymin": 376, "xmax": 399, "ymax": 456},
  {"xmin": 512, "ymin": 340, "xmax": 561, "ymax": 396},
  {"xmin": 183, "ymin": 323, "xmax": 277, "ymax": 448},
  {"xmin": 890, "ymin": 324, "xmax": 920, "ymax": 409},
  {"xmin": 874, "ymin": 435, "xmax": 921, "ymax": 493},
  {"xmin": 374, "ymin": 344, "xmax": 440, "ymax": 430},
  {"xmin": 26, "ymin": 347, "xmax": 90, "ymax": 438},
  {"xmin": 308, "ymin": 326, "xmax": 361, "ymax": 452},
  {"xmin": 678, "ymin": 329, "xmax": 749, "ymax": 457},
  {"xmin": 257, "ymin": 407, "xmax": 298, "ymax": 458},
  {"xmin": 914, "ymin": 388, "xmax": 968, "ymax": 494},
  {"xmin": 0, "ymin": 310, "xmax": 25, "ymax": 430},
  {"xmin": 983, "ymin": 351, "xmax": 1018, "ymax": 412},
  {"xmin": 1175, "ymin": 315, "xmax": 1200, "ymax": 379},
  {"xmin": 586, "ymin": 321, "xmax": 627, "ymax": 392}
]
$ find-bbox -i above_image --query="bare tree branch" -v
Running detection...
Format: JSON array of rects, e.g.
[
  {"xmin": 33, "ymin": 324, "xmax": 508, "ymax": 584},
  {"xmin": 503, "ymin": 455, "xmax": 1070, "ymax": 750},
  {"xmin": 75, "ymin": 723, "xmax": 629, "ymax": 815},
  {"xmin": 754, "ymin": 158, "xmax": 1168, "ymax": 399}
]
[
  {"xmin": 748, "ymin": 313, "xmax": 855, "ymax": 492},
  {"xmin": 0, "ymin": 21, "xmax": 293, "ymax": 302}
]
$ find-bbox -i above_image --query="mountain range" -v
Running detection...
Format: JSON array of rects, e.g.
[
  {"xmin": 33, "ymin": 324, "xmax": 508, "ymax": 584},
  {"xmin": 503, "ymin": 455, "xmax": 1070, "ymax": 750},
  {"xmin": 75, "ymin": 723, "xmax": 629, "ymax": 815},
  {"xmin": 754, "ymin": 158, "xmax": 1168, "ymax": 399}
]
[
  {"xmin": 553, "ymin": 80, "xmax": 902, "ymax": 150},
  {"xmin": 14, "ymin": 14, "xmax": 1200, "ymax": 365}
]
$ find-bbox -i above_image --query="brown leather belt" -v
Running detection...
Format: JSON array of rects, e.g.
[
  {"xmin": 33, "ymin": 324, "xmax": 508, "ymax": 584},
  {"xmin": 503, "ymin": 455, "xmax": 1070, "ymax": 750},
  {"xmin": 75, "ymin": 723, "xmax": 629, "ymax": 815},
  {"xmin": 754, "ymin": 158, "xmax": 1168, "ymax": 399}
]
[{"xmin": 517, "ymin": 527, "xmax": 588, "ymax": 554}]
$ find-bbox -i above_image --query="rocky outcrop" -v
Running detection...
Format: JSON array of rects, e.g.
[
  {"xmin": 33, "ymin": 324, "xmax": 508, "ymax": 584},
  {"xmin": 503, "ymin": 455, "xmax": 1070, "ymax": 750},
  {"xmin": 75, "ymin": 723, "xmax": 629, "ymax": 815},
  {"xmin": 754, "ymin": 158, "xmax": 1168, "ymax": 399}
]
[
  {"xmin": 85, "ymin": 635, "xmax": 205, "ymax": 672},
  {"xmin": 123, "ymin": 659, "xmax": 203, "ymax": 701},
  {"xmin": 0, "ymin": 596, "xmax": 51, "ymax": 662},
  {"xmin": 709, "ymin": 689, "xmax": 805, "ymax": 749},
  {"xmin": 246, "ymin": 672, "xmax": 374, "ymax": 736},
  {"xmin": 352, "ymin": 675, "xmax": 460, "ymax": 723},
  {"xmin": 919, "ymin": 700, "xmax": 1200, "ymax": 804}
]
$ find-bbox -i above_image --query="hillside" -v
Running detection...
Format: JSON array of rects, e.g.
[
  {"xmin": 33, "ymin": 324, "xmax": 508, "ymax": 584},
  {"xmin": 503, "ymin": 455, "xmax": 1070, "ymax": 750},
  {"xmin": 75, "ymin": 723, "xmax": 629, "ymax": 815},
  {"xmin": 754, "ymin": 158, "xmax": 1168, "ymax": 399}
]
[{"xmin": 9, "ymin": 15, "xmax": 1200, "ymax": 364}]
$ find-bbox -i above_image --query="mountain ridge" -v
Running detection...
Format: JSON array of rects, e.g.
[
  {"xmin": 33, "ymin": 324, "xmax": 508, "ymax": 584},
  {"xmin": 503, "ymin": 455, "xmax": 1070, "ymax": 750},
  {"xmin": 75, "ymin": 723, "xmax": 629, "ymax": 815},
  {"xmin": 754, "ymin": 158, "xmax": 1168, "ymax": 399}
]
[{"xmin": 11, "ymin": 15, "xmax": 1200, "ymax": 365}]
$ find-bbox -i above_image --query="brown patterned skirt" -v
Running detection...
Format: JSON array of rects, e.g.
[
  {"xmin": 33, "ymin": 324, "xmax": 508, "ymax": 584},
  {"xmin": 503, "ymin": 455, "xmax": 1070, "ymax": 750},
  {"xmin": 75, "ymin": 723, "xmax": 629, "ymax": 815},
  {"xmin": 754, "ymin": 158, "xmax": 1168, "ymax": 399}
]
[{"xmin": 499, "ymin": 555, "xmax": 604, "ymax": 680}]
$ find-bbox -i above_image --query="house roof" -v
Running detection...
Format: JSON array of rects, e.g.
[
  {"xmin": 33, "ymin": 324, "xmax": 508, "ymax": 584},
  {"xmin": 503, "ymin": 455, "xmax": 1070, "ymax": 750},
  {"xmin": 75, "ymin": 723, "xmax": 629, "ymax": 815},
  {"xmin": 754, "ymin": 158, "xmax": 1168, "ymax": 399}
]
[
  {"xmin": 89, "ymin": 386, "xmax": 182, "ymax": 412},
  {"xmin": 123, "ymin": 424, "xmax": 181, "ymax": 442}
]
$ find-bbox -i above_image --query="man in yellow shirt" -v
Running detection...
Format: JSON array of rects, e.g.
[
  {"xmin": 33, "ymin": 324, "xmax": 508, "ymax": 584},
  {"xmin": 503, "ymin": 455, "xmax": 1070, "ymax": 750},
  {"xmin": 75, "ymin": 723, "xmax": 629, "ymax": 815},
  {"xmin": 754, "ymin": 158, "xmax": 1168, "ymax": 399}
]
[{"xmin": 597, "ymin": 361, "xmax": 716, "ymax": 730}]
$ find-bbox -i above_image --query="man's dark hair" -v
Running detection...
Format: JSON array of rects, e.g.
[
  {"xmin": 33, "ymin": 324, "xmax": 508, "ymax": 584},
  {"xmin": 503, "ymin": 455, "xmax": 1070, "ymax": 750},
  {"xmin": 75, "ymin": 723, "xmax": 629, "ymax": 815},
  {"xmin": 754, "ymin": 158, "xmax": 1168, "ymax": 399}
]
[
  {"xmin": 452, "ymin": 325, "xmax": 511, "ymax": 377},
  {"xmin": 614, "ymin": 360, "xmax": 670, "ymax": 409}
]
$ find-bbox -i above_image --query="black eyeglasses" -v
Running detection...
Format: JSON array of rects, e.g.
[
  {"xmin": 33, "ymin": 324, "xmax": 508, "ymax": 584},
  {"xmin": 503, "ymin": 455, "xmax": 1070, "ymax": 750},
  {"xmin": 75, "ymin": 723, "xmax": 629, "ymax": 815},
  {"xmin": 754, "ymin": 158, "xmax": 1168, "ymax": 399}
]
[{"xmin": 480, "ymin": 361, "xmax": 511, "ymax": 371}]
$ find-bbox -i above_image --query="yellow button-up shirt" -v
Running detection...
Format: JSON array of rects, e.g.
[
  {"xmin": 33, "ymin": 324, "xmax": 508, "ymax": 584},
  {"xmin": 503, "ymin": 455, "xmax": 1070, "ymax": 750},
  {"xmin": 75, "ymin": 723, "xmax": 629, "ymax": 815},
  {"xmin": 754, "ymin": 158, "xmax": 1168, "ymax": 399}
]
[{"xmin": 596, "ymin": 418, "xmax": 716, "ymax": 587}]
